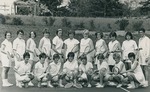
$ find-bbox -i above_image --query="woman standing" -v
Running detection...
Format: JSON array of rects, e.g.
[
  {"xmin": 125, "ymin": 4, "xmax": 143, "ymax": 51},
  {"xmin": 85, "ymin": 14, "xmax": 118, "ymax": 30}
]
[
  {"xmin": 95, "ymin": 32, "xmax": 108, "ymax": 65},
  {"xmin": 26, "ymin": 31, "xmax": 37, "ymax": 61},
  {"xmin": 122, "ymin": 32, "xmax": 138, "ymax": 70},
  {"xmin": 79, "ymin": 29, "xmax": 94, "ymax": 62},
  {"xmin": 1, "ymin": 31, "xmax": 13, "ymax": 87},
  {"xmin": 64, "ymin": 30, "xmax": 79, "ymax": 60},
  {"xmin": 108, "ymin": 31, "xmax": 121, "ymax": 72},
  {"xmin": 13, "ymin": 30, "xmax": 26, "ymax": 86},
  {"xmin": 52, "ymin": 29, "xmax": 64, "ymax": 56},
  {"xmin": 38, "ymin": 28, "xmax": 51, "ymax": 60}
]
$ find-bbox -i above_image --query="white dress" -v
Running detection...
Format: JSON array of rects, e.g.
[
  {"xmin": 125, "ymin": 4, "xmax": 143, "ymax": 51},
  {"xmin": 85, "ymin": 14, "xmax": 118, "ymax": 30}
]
[
  {"xmin": 80, "ymin": 38, "xmax": 94, "ymax": 62},
  {"xmin": 138, "ymin": 36, "xmax": 150, "ymax": 65},
  {"xmin": 13, "ymin": 38, "xmax": 25, "ymax": 66},
  {"xmin": 95, "ymin": 39, "xmax": 107, "ymax": 64},
  {"xmin": 48, "ymin": 61, "xmax": 61, "ymax": 76},
  {"xmin": 114, "ymin": 61, "xmax": 126, "ymax": 73},
  {"xmin": 64, "ymin": 38, "xmax": 79, "ymax": 59},
  {"xmin": 26, "ymin": 38, "xmax": 36, "ymax": 60},
  {"xmin": 108, "ymin": 40, "xmax": 121, "ymax": 65},
  {"xmin": 1, "ymin": 39, "xmax": 13, "ymax": 67},
  {"xmin": 122, "ymin": 40, "xmax": 137, "ymax": 61},
  {"xmin": 39, "ymin": 37, "xmax": 51, "ymax": 56},
  {"xmin": 15, "ymin": 61, "xmax": 31, "ymax": 81},
  {"xmin": 131, "ymin": 61, "xmax": 145, "ymax": 84},
  {"xmin": 52, "ymin": 36, "xmax": 63, "ymax": 55}
]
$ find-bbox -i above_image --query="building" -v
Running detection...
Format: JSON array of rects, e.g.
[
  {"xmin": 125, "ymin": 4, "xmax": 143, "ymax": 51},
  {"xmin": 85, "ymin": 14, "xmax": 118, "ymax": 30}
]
[{"xmin": 0, "ymin": 0, "xmax": 17, "ymax": 15}]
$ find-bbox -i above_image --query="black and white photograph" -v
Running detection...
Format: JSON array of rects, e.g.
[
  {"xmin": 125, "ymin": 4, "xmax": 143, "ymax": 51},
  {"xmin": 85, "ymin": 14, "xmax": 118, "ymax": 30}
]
[{"xmin": 0, "ymin": 0, "xmax": 150, "ymax": 92}]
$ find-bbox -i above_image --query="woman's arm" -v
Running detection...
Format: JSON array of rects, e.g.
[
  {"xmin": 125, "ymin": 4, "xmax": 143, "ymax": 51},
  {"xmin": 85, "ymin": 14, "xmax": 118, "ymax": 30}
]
[
  {"xmin": 26, "ymin": 39, "xmax": 34, "ymax": 53},
  {"xmin": 38, "ymin": 39, "xmax": 44, "ymax": 53}
]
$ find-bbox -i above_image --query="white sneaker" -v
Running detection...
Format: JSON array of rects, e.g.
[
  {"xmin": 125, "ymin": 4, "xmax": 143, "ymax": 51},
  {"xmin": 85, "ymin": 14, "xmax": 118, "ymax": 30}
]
[
  {"xmin": 117, "ymin": 84, "xmax": 122, "ymax": 88},
  {"xmin": 95, "ymin": 83, "xmax": 99, "ymax": 86},
  {"xmin": 2, "ymin": 82, "xmax": 13, "ymax": 87},
  {"xmin": 41, "ymin": 82, "xmax": 47, "ymax": 86},
  {"xmin": 127, "ymin": 85, "xmax": 135, "ymax": 89},
  {"xmin": 37, "ymin": 82, "xmax": 41, "ymax": 88},
  {"xmin": 48, "ymin": 83, "xmax": 54, "ymax": 88},
  {"xmin": 28, "ymin": 81, "xmax": 34, "ymax": 86},
  {"xmin": 142, "ymin": 81, "xmax": 148, "ymax": 87},
  {"xmin": 87, "ymin": 84, "xmax": 92, "ymax": 88},
  {"xmin": 108, "ymin": 82, "xmax": 116, "ymax": 86},
  {"xmin": 59, "ymin": 84, "xmax": 64, "ymax": 88},
  {"xmin": 96, "ymin": 83, "xmax": 104, "ymax": 88}
]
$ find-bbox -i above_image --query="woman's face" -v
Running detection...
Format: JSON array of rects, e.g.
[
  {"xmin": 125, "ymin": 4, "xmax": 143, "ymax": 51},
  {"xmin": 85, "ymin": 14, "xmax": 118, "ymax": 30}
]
[
  {"xmin": 139, "ymin": 31, "xmax": 144, "ymax": 38},
  {"xmin": 18, "ymin": 32, "xmax": 23, "ymax": 39},
  {"xmin": 129, "ymin": 57, "xmax": 134, "ymax": 63},
  {"xmin": 40, "ymin": 57, "xmax": 46, "ymax": 64},
  {"xmin": 31, "ymin": 32, "xmax": 35, "ymax": 39},
  {"xmin": 54, "ymin": 58, "xmax": 59, "ymax": 64},
  {"xmin": 57, "ymin": 31, "xmax": 62, "ymax": 38},
  {"xmin": 6, "ymin": 33, "xmax": 11, "ymax": 40},
  {"xmin": 82, "ymin": 59, "xmax": 87, "ymax": 65},
  {"xmin": 24, "ymin": 56, "xmax": 30, "ymax": 63},
  {"xmin": 44, "ymin": 33, "xmax": 49, "ymax": 38},
  {"xmin": 69, "ymin": 33, "xmax": 74, "ymax": 39},
  {"xmin": 96, "ymin": 33, "xmax": 101, "ymax": 39},
  {"xmin": 110, "ymin": 36, "xmax": 116, "ymax": 41},
  {"xmin": 126, "ymin": 35, "xmax": 131, "ymax": 40},
  {"xmin": 113, "ymin": 57, "xmax": 120, "ymax": 63},
  {"xmin": 68, "ymin": 56, "xmax": 74, "ymax": 62},
  {"xmin": 83, "ymin": 33, "xmax": 89, "ymax": 39}
]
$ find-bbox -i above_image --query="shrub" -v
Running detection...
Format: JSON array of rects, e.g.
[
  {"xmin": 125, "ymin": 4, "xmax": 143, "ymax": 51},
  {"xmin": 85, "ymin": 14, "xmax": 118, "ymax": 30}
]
[
  {"xmin": 0, "ymin": 14, "xmax": 6, "ymax": 24},
  {"xmin": 115, "ymin": 19, "xmax": 129, "ymax": 30},
  {"xmin": 42, "ymin": 17, "xmax": 48, "ymax": 25},
  {"xmin": 48, "ymin": 17, "xmax": 55, "ymax": 26},
  {"xmin": 12, "ymin": 17, "xmax": 23, "ymax": 25},
  {"xmin": 89, "ymin": 20, "xmax": 95, "ymax": 30},
  {"xmin": 74, "ymin": 21, "xmax": 85, "ymax": 29},
  {"xmin": 61, "ymin": 17, "xmax": 71, "ymax": 28},
  {"xmin": 132, "ymin": 21, "xmax": 143, "ymax": 31}
]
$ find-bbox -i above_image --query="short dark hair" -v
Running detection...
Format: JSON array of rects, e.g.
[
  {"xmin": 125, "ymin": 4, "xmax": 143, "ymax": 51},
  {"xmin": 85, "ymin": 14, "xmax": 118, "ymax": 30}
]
[
  {"xmin": 4, "ymin": 31, "xmax": 12, "ymax": 38},
  {"xmin": 53, "ymin": 54, "xmax": 60, "ymax": 60},
  {"xmin": 56, "ymin": 29, "xmax": 62, "ymax": 35},
  {"xmin": 128, "ymin": 52, "xmax": 135, "ymax": 59},
  {"xmin": 17, "ymin": 29, "xmax": 24, "ymax": 35},
  {"xmin": 23, "ymin": 52, "xmax": 30, "ymax": 59},
  {"xmin": 139, "ymin": 28, "xmax": 145, "ymax": 33},
  {"xmin": 113, "ymin": 53, "xmax": 121, "ymax": 59},
  {"xmin": 68, "ymin": 30, "xmax": 75, "ymax": 36},
  {"xmin": 95, "ymin": 32, "xmax": 103, "ymax": 38},
  {"xmin": 80, "ymin": 55, "xmax": 87, "ymax": 61},
  {"xmin": 67, "ymin": 52, "xmax": 75, "ymax": 58},
  {"xmin": 109, "ymin": 31, "xmax": 117, "ymax": 38},
  {"xmin": 125, "ymin": 32, "xmax": 133, "ymax": 40},
  {"xmin": 39, "ymin": 53, "xmax": 47, "ymax": 59},
  {"xmin": 97, "ymin": 53, "xmax": 105, "ymax": 60},
  {"xmin": 29, "ymin": 31, "xmax": 36, "ymax": 38},
  {"xmin": 43, "ymin": 28, "xmax": 50, "ymax": 34}
]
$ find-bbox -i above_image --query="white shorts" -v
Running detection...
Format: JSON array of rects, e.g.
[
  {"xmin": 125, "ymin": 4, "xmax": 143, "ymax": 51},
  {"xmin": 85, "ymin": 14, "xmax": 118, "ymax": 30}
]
[{"xmin": 1, "ymin": 54, "xmax": 11, "ymax": 67}]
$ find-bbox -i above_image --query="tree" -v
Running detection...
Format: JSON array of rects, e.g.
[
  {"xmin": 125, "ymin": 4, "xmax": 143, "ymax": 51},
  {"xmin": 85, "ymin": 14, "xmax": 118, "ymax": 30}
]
[{"xmin": 140, "ymin": 0, "xmax": 150, "ymax": 15}]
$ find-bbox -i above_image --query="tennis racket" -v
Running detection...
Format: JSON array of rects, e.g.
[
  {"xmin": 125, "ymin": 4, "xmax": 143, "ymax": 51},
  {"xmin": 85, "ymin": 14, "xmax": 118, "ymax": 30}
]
[
  {"xmin": 112, "ymin": 67, "xmax": 120, "ymax": 75},
  {"xmin": 15, "ymin": 53, "xmax": 21, "ymax": 61},
  {"xmin": 71, "ymin": 44, "xmax": 78, "ymax": 53},
  {"xmin": 109, "ymin": 43, "xmax": 121, "ymax": 54},
  {"xmin": 44, "ymin": 47, "xmax": 51, "ymax": 60},
  {"xmin": 78, "ymin": 46, "xmax": 90, "ymax": 59},
  {"xmin": 94, "ymin": 45, "xmax": 104, "ymax": 58}
]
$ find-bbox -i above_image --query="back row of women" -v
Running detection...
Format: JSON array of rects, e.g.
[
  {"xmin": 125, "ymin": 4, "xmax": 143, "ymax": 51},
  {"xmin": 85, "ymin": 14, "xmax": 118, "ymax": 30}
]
[{"xmin": 1, "ymin": 28, "xmax": 150, "ymax": 89}]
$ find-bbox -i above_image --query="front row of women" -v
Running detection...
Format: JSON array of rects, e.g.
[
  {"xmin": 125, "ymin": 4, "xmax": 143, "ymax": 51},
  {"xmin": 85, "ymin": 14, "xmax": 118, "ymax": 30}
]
[{"xmin": 13, "ymin": 51, "xmax": 146, "ymax": 89}]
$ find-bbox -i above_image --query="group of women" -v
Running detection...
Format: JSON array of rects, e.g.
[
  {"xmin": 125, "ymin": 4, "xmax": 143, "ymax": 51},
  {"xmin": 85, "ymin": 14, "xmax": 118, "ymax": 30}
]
[{"xmin": 0, "ymin": 28, "xmax": 149, "ymax": 88}]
